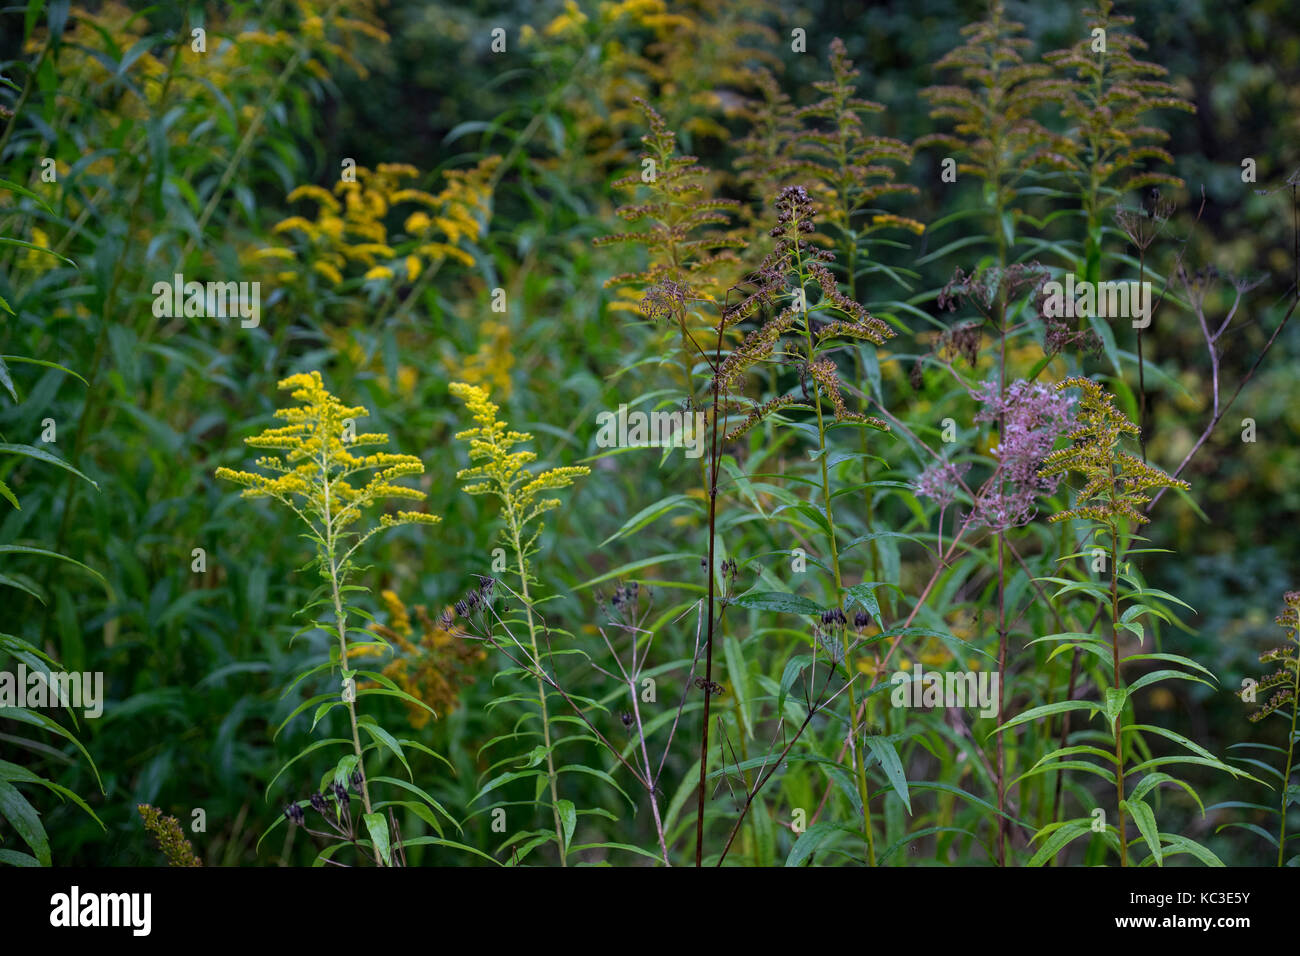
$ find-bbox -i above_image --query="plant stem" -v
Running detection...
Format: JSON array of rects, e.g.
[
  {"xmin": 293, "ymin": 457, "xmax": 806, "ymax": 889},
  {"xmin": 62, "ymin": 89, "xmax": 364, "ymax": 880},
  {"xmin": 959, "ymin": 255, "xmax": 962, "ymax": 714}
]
[
  {"xmin": 628, "ymin": 674, "xmax": 670, "ymax": 865},
  {"xmin": 320, "ymin": 446, "xmax": 382, "ymax": 866},
  {"xmin": 1108, "ymin": 519, "xmax": 1128, "ymax": 867},
  {"xmin": 1279, "ymin": 657, "xmax": 1299, "ymax": 866},
  {"xmin": 995, "ymin": 531, "xmax": 1007, "ymax": 866},
  {"xmin": 504, "ymin": 500, "xmax": 566, "ymax": 866},
  {"xmin": 797, "ymin": 247, "xmax": 875, "ymax": 865},
  {"xmin": 694, "ymin": 316, "xmax": 726, "ymax": 867}
]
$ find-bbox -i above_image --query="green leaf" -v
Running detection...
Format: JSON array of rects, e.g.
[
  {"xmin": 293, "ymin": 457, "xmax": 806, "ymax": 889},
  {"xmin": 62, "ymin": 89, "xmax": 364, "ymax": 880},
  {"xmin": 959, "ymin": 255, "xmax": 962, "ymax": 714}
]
[
  {"xmin": 1131, "ymin": 772, "xmax": 1205, "ymax": 816},
  {"xmin": 843, "ymin": 582, "xmax": 883, "ymax": 624},
  {"xmin": 1104, "ymin": 687, "xmax": 1127, "ymax": 731},
  {"xmin": 879, "ymin": 825, "xmax": 984, "ymax": 866},
  {"xmin": 785, "ymin": 822, "xmax": 855, "ymax": 867},
  {"xmin": 0, "ymin": 779, "xmax": 50, "ymax": 866},
  {"xmin": 359, "ymin": 720, "xmax": 412, "ymax": 780},
  {"xmin": 0, "ymin": 356, "xmax": 89, "ymax": 386},
  {"xmin": 0, "ymin": 237, "xmax": 76, "ymax": 267},
  {"xmin": 997, "ymin": 700, "xmax": 1099, "ymax": 734},
  {"xmin": 355, "ymin": 686, "xmax": 438, "ymax": 720},
  {"xmin": 1124, "ymin": 724, "xmax": 1220, "ymax": 763},
  {"xmin": 368, "ymin": 776, "xmax": 461, "ymax": 833},
  {"xmin": 0, "ymin": 356, "xmax": 15, "ymax": 400},
  {"xmin": 1214, "ymin": 821, "xmax": 1278, "ymax": 848},
  {"xmin": 598, "ymin": 494, "xmax": 700, "ymax": 547},
  {"xmin": 1158, "ymin": 833, "xmax": 1224, "ymax": 867},
  {"xmin": 0, "ymin": 177, "xmax": 54, "ymax": 213},
  {"xmin": 778, "ymin": 654, "xmax": 812, "ymax": 715},
  {"xmin": 724, "ymin": 635, "xmax": 753, "ymax": 739},
  {"xmin": 731, "ymin": 590, "xmax": 823, "ymax": 616},
  {"xmin": 363, "ymin": 812, "xmax": 392, "ymax": 866},
  {"xmin": 476, "ymin": 768, "xmax": 544, "ymax": 801},
  {"xmin": 865, "ymin": 736, "xmax": 910, "ymax": 814},
  {"xmin": 1121, "ymin": 653, "xmax": 1218, "ymax": 682},
  {"xmin": 264, "ymin": 738, "xmax": 350, "ymax": 798},
  {"xmin": 0, "ymin": 477, "xmax": 18, "ymax": 510},
  {"xmin": 1127, "ymin": 668, "xmax": 1214, "ymax": 695},
  {"xmin": 1122, "ymin": 798, "xmax": 1162, "ymax": 866},
  {"xmin": 1, "ymin": 707, "xmax": 103, "ymax": 791},
  {"xmin": 556, "ymin": 798, "xmax": 576, "ymax": 856},
  {"xmin": 1027, "ymin": 821, "xmax": 1094, "ymax": 866},
  {"xmin": 0, "ymin": 760, "xmax": 104, "ymax": 829},
  {"xmin": 0, "ymin": 545, "xmax": 106, "ymax": 587}
]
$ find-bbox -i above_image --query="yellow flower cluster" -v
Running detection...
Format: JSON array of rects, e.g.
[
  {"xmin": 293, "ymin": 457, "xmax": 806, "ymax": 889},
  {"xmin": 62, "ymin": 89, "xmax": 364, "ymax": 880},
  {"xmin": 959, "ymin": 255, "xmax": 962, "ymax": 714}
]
[
  {"xmin": 534, "ymin": 0, "xmax": 674, "ymax": 42},
  {"xmin": 870, "ymin": 213, "xmax": 927, "ymax": 236},
  {"xmin": 450, "ymin": 319, "xmax": 515, "ymax": 398},
  {"xmin": 260, "ymin": 157, "xmax": 500, "ymax": 286},
  {"xmin": 215, "ymin": 372, "xmax": 439, "ymax": 549},
  {"xmin": 1039, "ymin": 377, "xmax": 1188, "ymax": 527},
  {"xmin": 351, "ymin": 591, "xmax": 486, "ymax": 729},
  {"xmin": 21, "ymin": 227, "xmax": 56, "ymax": 275},
  {"xmin": 449, "ymin": 382, "xmax": 589, "ymax": 538},
  {"xmin": 34, "ymin": 2, "xmax": 388, "ymax": 115}
]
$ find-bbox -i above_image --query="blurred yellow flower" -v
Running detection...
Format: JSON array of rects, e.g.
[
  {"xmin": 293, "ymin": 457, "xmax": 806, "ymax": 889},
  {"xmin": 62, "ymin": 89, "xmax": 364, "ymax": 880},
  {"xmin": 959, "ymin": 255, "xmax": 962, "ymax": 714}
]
[{"xmin": 353, "ymin": 591, "xmax": 486, "ymax": 729}]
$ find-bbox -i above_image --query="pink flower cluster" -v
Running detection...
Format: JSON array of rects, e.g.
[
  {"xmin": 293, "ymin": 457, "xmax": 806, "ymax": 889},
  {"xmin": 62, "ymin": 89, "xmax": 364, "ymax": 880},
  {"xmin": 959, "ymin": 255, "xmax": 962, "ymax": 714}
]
[
  {"xmin": 969, "ymin": 378, "xmax": 1076, "ymax": 530},
  {"xmin": 913, "ymin": 459, "xmax": 968, "ymax": 508}
]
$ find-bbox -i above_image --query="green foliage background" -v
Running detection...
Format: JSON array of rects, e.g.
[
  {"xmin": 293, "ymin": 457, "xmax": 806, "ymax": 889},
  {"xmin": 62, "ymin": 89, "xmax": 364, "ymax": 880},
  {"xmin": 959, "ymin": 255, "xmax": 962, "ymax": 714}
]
[{"xmin": 1, "ymin": 0, "xmax": 1298, "ymax": 866}]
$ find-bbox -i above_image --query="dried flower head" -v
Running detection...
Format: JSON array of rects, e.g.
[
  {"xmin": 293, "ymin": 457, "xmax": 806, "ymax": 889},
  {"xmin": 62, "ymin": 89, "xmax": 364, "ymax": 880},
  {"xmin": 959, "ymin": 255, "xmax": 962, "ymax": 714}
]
[
  {"xmin": 351, "ymin": 589, "xmax": 487, "ymax": 728},
  {"xmin": 138, "ymin": 804, "xmax": 202, "ymax": 867},
  {"xmin": 1247, "ymin": 590, "xmax": 1299, "ymax": 722},
  {"xmin": 938, "ymin": 263, "xmax": 1049, "ymax": 322},
  {"xmin": 918, "ymin": 1, "xmax": 1060, "ymax": 204},
  {"xmin": 1043, "ymin": 1, "xmax": 1194, "ymax": 209},
  {"xmin": 1114, "ymin": 194, "xmax": 1177, "ymax": 252},
  {"xmin": 712, "ymin": 186, "xmax": 892, "ymax": 441}
]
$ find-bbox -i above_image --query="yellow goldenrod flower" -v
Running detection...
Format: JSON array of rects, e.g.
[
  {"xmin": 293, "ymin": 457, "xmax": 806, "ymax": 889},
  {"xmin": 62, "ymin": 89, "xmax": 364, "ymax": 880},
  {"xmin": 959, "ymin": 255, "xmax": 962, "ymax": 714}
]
[
  {"xmin": 215, "ymin": 371, "xmax": 441, "ymax": 562},
  {"xmin": 404, "ymin": 211, "xmax": 431, "ymax": 235},
  {"xmin": 450, "ymin": 382, "xmax": 588, "ymax": 541},
  {"xmin": 871, "ymin": 213, "xmax": 927, "ymax": 235}
]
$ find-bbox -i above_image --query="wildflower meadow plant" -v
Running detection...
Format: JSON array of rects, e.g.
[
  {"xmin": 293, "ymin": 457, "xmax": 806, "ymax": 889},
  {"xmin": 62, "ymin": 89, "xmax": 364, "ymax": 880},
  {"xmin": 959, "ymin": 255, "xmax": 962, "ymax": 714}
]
[
  {"xmin": 1233, "ymin": 589, "xmax": 1300, "ymax": 866},
  {"xmin": 4, "ymin": 0, "xmax": 1297, "ymax": 886},
  {"xmin": 216, "ymin": 371, "xmax": 446, "ymax": 865},
  {"xmin": 449, "ymin": 381, "xmax": 590, "ymax": 865},
  {"xmin": 1013, "ymin": 378, "xmax": 1254, "ymax": 866}
]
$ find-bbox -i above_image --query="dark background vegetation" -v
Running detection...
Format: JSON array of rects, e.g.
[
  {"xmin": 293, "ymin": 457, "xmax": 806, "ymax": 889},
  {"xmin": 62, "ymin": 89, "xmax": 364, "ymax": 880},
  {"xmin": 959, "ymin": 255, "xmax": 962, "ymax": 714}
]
[{"xmin": 1, "ymin": 0, "xmax": 1297, "ymax": 866}]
